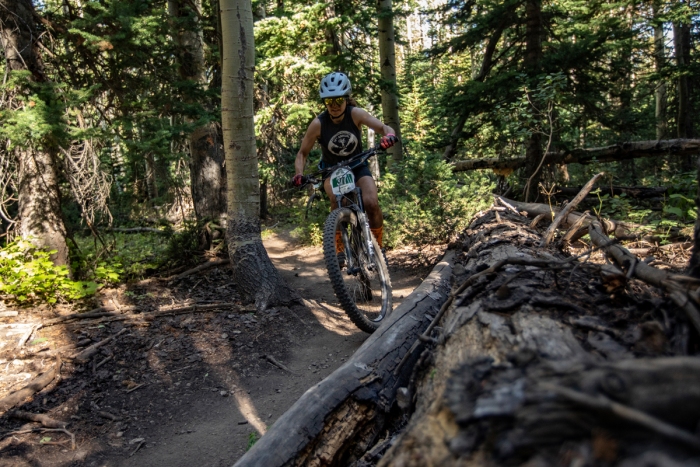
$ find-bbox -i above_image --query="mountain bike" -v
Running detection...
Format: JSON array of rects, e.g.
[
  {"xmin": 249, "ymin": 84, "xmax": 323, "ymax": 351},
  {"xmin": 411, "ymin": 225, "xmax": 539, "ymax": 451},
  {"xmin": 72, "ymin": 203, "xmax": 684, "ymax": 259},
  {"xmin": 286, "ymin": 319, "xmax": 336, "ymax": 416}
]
[{"xmin": 295, "ymin": 144, "xmax": 392, "ymax": 333}]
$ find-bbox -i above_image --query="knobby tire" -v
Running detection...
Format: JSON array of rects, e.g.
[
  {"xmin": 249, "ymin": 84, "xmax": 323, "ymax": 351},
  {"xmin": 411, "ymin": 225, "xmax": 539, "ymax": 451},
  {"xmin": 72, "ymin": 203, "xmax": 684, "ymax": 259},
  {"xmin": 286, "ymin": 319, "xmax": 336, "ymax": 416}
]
[{"xmin": 323, "ymin": 208, "xmax": 392, "ymax": 333}]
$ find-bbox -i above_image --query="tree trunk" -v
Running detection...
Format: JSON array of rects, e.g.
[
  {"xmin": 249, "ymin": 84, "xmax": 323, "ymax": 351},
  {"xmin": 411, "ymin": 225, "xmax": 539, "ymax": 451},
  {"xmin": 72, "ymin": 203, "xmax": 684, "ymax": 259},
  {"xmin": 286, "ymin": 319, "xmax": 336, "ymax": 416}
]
[
  {"xmin": 220, "ymin": 0, "xmax": 294, "ymax": 311},
  {"xmin": 653, "ymin": 0, "xmax": 668, "ymax": 140},
  {"xmin": 377, "ymin": 0, "xmax": 403, "ymax": 165},
  {"xmin": 0, "ymin": 0, "xmax": 46, "ymax": 80},
  {"xmin": 523, "ymin": 0, "xmax": 543, "ymax": 202},
  {"xmin": 145, "ymin": 153, "xmax": 158, "ymax": 200},
  {"xmin": 189, "ymin": 123, "xmax": 227, "ymax": 220},
  {"xmin": 1, "ymin": 0, "xmax": 69, "ymax": 267},
  {"xmin": 17, "ymin": 148, "xmax": 69, "ymax": 266},
  {"xmin": 368, "ymin": 127, "xmax": 381, "ymax": 180},
  {"xmin": 689, "ymin": 155, "xmax": 700, "ymax": 277},
  {"xmin": 234, "ymin": 252, "xmax": 455, "ymax": 466},
  {"xmin": 673, "ymin": 17, "xmax": 693, "ymax": 140},
  {"xmin": 168, "ymin": 0, "xmax": 227, "ymax": 222}
]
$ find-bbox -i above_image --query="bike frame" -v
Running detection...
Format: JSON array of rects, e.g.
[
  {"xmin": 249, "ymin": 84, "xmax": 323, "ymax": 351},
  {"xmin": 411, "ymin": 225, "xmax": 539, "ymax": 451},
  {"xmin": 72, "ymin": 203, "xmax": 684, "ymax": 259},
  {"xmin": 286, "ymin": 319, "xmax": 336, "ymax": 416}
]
[{"xmin": 301, "ymin": 145, "xmax": 383, "ymax": 275}]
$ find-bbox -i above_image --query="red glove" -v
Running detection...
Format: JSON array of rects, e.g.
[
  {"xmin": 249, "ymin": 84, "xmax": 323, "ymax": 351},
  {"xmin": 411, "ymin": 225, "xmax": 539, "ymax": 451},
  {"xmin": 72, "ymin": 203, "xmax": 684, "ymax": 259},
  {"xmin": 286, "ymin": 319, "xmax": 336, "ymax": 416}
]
[
  {"xmin": 292, "ymin": 174, "xmax": 304, "ymax": 186},
  {"xmin": 380, "ymin": 133, "xmax": 398, "ymax": 149}
]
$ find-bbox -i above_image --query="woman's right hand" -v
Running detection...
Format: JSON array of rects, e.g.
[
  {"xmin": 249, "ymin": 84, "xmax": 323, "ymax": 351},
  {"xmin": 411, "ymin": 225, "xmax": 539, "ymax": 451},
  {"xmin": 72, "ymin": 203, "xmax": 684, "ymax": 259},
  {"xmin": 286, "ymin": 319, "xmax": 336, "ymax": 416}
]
[{"xmin": 380, "ymin": 134, "xmax": 398, "ymax": 149}]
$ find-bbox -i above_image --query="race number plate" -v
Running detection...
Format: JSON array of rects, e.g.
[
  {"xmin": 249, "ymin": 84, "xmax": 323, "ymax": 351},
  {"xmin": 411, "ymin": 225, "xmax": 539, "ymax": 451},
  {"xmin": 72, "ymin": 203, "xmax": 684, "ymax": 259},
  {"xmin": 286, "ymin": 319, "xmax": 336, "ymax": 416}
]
[{"xmin": 330, "ymin": 168, "xmax": 355, "ymax": 196}]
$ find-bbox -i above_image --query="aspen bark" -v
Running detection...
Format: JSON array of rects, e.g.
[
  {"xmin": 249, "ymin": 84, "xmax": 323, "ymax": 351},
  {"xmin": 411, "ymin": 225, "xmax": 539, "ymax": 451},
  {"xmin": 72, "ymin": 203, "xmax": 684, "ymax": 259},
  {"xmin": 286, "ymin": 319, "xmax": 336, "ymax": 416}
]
[{"xmin": 220, "ymin": 0, "xmax": 294, "ymax": 310}]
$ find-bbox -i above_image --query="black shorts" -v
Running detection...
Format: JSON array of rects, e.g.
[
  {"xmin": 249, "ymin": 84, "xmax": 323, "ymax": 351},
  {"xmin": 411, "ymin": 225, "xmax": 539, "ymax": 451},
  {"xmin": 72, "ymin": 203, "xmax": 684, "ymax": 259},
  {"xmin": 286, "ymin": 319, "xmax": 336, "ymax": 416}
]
[{"xmin": 321, "ymin": 161, "xmax": 373, "ymax": 182}]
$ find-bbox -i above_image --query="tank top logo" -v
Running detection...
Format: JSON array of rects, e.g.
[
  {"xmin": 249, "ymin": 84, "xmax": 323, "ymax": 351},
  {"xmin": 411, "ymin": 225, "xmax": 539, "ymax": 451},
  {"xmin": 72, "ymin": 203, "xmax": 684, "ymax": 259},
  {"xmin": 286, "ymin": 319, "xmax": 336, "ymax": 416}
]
[{"xmin": 328, "ymin": 131, "xmax": 358, "ymax": 157}]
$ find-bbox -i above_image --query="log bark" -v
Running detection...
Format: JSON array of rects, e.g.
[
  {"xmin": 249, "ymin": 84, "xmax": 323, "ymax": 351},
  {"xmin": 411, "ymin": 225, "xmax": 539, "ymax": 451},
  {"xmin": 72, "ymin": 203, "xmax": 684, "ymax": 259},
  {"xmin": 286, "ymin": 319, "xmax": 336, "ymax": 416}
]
[
  {"xmin": 452, "ymin": 139, "xmax": 700, "ymax": 172},
  {"xmin": 374, "ymin": 210, "xmax": 699, "ymax": 466},
  {"xmin": 234, "ymin": 251, "xmax": 455, "ymax": 467}
]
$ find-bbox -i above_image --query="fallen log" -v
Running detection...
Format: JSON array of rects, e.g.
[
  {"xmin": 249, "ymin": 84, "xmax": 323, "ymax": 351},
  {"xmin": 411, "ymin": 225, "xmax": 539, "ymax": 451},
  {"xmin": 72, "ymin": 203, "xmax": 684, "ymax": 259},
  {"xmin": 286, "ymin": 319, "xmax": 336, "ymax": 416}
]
[
  {"xmin": 234, "ymin": 251, "xmax": 455, "ymax": 467},
  {"xmin": 373, "ymin": 210, "xmax": 697, "ymax": 466},
  {"xmin": 452, "ymin": 138, "xmax": 700, "ymax": 172}
]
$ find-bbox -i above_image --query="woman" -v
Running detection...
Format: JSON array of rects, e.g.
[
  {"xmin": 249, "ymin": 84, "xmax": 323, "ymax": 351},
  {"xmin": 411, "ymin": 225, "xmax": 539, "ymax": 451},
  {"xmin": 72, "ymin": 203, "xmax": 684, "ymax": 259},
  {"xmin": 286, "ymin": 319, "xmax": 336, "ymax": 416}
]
[{"xmin": 292, "ymin": 72, "xmax": 398, "ymax": 259}]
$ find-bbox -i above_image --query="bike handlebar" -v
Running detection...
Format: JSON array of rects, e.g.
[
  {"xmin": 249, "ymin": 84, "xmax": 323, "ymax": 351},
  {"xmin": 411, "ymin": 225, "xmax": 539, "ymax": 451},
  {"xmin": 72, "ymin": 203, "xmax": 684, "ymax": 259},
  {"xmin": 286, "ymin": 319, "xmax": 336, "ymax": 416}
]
[{"xmin": 294, "ymin": 142, "xmax": 385, "ymax": 189}]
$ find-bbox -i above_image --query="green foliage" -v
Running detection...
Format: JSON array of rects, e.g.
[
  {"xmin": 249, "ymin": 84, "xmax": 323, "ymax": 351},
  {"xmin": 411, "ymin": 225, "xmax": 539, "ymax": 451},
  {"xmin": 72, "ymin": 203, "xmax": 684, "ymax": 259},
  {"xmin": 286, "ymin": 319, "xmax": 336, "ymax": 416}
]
[
  {"xmin": 163, "ymin": 221, "xmax": 211, "ymax": 267},
  {"xmin": 72, "ymin": 232, "xmax": 169, "ymax": 282},
  {"xmin": 290, "ymin": 191, "xmax": 330, "ymax": 246},
  {"xmin": 0, "ymin": 239, "xmax": 97, "ymax": 304},
  {"xmin": 246, "ymin": 431, "xmax": 259, "ymax": 451},
  {"xmin": 379, "ymin": 150, "xmax": 494, "ymax": 247}
]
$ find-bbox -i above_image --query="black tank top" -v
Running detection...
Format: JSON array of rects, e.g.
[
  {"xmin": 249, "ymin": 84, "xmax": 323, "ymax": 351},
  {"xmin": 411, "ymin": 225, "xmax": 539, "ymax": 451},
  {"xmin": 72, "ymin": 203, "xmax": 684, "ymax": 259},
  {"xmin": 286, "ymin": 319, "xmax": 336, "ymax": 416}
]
[{"xmin": 318, "ymin": 106, "xmax": 363, "ymax": 166}]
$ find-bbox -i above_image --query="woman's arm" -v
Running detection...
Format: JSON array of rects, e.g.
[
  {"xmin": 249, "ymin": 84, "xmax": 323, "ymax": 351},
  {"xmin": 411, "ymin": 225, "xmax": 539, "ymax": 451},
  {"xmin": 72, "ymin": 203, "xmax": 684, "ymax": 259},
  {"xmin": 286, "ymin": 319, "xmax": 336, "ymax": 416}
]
[{"xmin": 350, "ymin": 107, "xmax": 395, "ymax": 136}]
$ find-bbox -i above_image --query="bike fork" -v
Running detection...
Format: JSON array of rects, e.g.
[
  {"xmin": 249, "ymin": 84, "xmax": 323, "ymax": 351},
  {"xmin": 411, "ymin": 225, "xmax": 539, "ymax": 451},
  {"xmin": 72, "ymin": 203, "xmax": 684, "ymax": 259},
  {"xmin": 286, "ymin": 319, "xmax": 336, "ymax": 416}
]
[{"xmin": 356, "ymin": 211, "xmax": 375, "ymax": 267}]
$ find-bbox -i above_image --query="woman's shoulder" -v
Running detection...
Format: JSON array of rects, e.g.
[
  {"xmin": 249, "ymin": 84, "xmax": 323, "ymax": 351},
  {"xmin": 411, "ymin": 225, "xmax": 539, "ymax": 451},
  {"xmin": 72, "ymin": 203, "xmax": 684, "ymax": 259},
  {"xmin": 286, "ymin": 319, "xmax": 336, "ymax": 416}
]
[{"xmin": 349, "ymin": 106, "xmax": 368, "ymax": 126}]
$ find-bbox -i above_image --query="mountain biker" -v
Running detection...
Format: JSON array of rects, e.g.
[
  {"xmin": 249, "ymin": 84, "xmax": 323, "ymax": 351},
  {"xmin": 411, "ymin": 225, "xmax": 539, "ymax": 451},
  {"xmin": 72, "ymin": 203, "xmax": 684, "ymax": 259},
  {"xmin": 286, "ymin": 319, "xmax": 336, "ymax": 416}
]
[{"xmin": 292, "ymin": 72, "xmax": 398, "ymax": 261}]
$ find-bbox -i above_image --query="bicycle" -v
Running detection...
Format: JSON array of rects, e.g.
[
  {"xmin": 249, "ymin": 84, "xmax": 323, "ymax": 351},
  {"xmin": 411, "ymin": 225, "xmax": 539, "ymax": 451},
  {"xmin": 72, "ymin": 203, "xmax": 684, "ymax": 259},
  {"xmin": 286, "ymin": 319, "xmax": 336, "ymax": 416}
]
[{"xmin": 294, "ymin": 143, "xmax": 392, "ymax": 333}]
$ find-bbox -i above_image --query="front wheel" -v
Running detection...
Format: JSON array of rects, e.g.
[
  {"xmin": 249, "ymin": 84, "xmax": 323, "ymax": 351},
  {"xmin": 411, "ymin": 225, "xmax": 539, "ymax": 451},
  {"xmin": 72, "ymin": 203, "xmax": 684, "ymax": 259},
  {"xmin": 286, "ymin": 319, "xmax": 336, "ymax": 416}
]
[{"xmin": 323, "ymin": 208, "xmax": 392, "ymax": 333}]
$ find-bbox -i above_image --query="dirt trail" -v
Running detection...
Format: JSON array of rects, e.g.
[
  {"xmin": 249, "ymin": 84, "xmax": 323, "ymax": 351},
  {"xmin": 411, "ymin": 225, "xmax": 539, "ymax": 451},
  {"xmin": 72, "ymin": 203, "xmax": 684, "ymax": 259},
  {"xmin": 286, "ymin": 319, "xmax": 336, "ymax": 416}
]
[
  {"xmin": 0, "ymin": 230, "xmax": 426, "ymax": 467},
  {"xmin": 121, "ymin": 232, "xmax": 423, "ymax": 467}
]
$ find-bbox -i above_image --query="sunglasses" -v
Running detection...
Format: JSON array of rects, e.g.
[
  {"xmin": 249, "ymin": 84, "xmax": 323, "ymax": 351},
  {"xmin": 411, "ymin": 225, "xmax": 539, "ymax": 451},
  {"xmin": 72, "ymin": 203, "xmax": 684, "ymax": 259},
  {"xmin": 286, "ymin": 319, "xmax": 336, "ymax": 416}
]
[{"xmin": 323, "ymin": 97, "xmax": 346, "ymax": 106}]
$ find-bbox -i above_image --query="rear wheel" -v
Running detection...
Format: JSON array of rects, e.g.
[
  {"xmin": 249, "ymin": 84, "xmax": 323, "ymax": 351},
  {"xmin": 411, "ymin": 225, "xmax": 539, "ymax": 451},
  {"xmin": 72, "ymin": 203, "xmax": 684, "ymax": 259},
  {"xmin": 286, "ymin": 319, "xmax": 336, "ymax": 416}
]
[{"xmin": 323, "ymin": 208, "xmax": 392, "ymax": 333}]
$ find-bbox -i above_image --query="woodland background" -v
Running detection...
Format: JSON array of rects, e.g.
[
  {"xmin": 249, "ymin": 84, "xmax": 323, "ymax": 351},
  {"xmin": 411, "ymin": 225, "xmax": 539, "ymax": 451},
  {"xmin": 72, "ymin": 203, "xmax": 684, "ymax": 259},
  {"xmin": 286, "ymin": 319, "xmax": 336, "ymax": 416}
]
[{"xmin": 0, "ymin": 0, "xmax": 698, "ymax": 305}]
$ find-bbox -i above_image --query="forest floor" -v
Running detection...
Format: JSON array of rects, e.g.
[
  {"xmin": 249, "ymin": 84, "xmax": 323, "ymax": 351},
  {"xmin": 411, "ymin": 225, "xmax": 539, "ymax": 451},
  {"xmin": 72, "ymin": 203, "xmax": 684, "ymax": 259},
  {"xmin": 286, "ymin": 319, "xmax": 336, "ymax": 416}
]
[{"xmin": 0, "ymin": 228, "xmax": 443, "ymax": 467}]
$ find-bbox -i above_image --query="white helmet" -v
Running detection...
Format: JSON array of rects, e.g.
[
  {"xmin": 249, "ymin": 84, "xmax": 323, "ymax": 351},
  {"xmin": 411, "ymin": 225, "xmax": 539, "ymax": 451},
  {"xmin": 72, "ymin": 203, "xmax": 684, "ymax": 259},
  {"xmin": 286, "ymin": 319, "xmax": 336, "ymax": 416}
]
[{"xmin": 319, "ymin": 72, "xmax": 352, "ymax": 99}]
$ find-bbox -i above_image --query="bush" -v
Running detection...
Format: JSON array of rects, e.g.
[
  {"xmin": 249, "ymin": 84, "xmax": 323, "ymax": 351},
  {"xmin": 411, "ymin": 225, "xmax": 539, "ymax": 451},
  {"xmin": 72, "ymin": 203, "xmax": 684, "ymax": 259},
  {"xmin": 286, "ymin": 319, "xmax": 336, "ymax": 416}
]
[
  {"xmin": 73, "ymin": 231, "xmax": 169, "ymax": 282},
  {"xmin": 379, "ymin": 151, "xmax": 494, "ymax": 247},
  {"xmin": 289, "ymin": 189, "xmax": 330, "ymax": 246},
  {"xmin": 0, "ymin": 238, "xmax": 97, "ymax": 304}
]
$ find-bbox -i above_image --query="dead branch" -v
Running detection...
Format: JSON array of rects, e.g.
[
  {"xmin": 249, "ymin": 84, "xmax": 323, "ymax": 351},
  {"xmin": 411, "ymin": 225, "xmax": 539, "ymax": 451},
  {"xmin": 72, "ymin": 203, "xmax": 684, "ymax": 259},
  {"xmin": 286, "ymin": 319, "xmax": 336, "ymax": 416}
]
[
  {"xmin": 497, "ymin": 196, "xmax": 661, "ymax": 240},
  {"xmin": 540, "ymin": 172, "xmax": 604, "ymax": 246},
  {"xmin": 125, "ymin": 383, "xmax": 145, "ymax": 394},
  {"xmin": 1, "ymin": 427, "xmax": 75, "ymax": 450},
  {"xmin": 73, "ymin": 328, "xmax": 127, "ymax": 363},
  {"xmin": 555, "ymin": 185, "xmax": 668, "ymax": 199},
  {"xmin": 109, "ymin": 227, "xmax": 166, "ymax": 234},
  {"xmin": 560, "ymin": 211, "xmax": 591, "ymax": 245},
  {"xmin": 41, "ymin": 302, "xmax": 239, "ymax": 329},
  {"xmin": 8, "ymin": 410, "xmax": 68, "ymax": 428},
  {"xmin": 261, "ymin": 355, "xmax": 297, "ymax": 375},
  {"xmin": 541, "ymin": 382, "xmax": 700, "ymax": 450},
  {"xmin": 0, "ymin": 358, "xmax": 61, "ymax": 414},
  {"xmin": 588, "ymin": 221, "xmax": 700, "ymax": 335},
  {"xmin": 169, "ymin": 259, "xmax": 230, "ymax": 282},
  {"xmin": 452, "ymin": 139, "xmax": 700, "ymax": 172}
]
